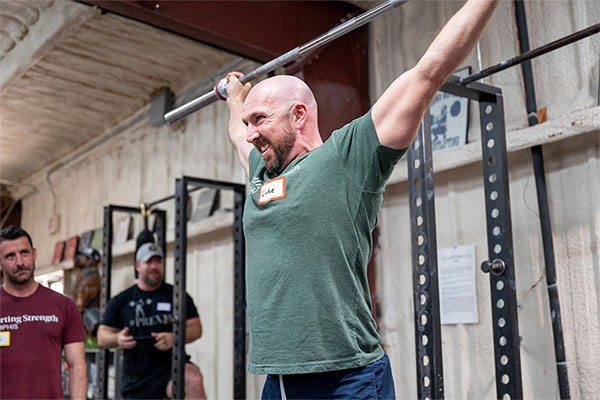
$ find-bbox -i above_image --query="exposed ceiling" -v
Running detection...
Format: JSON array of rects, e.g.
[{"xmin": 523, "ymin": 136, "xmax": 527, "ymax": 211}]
[
  {"xmin": 0, "ymin": 0, "xmax": 371, "ymax": 195},
  {"xmin": 0, "ymin": 0, "xmax": 236, "ymax": 184},
  {"xmin": 79, "ymin": 0, "xmax": 369, "ymax": 148}
]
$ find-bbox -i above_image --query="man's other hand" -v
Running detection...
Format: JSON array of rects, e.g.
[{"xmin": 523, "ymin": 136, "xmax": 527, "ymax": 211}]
[
  {"xmin": 117, "ymin": 327, "xmax": 136, "ymax": 349},
  {"xmin": 151, "ymin": 331, "xmax": 173, "ymax": 351}
]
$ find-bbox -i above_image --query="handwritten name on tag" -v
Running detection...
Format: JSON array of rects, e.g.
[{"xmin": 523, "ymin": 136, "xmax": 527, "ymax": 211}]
[
  {"xmin": 156, "ymin": 302, "xmax": 172, "ymax": 312},
  {"xmin": 259, "ymin": 176, "xmax": 286, "ymax": 205}
]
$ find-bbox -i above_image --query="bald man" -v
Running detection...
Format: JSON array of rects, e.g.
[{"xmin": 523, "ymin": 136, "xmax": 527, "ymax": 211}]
[{"xmin": 224, "ymin": 1, "xmax": 499, "ymax": 398}]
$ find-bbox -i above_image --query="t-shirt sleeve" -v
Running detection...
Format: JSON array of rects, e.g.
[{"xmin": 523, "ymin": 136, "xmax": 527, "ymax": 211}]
[
  {"xmin": 185, "ymin": 292, "xmax": 199, "ymax": 320},
  {"xmin": 63, "ymin": 297, "xmax": 86, "ymax": 345},
  {"xmin": 248, "ymin": 148, "xmax": 262, "ymax": 179},
  {"xmin": 332, "ymin": 111, "xmax": 407, "ymax": 193},
  {"xmin": 101, "ymin": 296, "xmax": 123, "ymax": 329}
]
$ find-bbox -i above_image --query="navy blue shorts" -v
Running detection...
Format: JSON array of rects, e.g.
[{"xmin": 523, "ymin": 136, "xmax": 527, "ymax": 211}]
[{"xmin": 261, "ymin": 353, "xmax": 395, "ymax": 400}]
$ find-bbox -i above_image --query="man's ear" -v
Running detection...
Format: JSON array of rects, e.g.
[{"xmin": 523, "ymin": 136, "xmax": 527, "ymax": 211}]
[
  {"xmin": 32, "ymin": 247, "xmax": 37, "ymax": 263},
  {"xmin": 292, "ymin": 103, "xmax": 308, "ymax": 128},
  {"xmin": 134, "ymin": 261, "xmax": 141, "ymax": 273}
]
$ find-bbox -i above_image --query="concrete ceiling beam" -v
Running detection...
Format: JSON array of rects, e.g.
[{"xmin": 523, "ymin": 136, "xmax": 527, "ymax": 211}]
[{"xmin": 0, "ymin": 0, "xmax": 99, "ymax": 96}]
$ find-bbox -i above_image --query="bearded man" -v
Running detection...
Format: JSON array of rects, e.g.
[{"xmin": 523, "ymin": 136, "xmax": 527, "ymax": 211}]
[
  {"xmin": 0, "ymin": 225, "xmax": 87, "ymax": 399},
  {"xmin": 97, "ymin": 241, "xmax": 207, "ymax": 399},
  {"xmin": 222, "ymin": 1, "xmax": 500, "ymax": 398}
]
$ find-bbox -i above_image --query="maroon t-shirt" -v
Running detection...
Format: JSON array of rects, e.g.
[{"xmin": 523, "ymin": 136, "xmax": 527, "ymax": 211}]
[{"xmin": 0, "ymin": 284, "xmax": 85, "ymax": 399}]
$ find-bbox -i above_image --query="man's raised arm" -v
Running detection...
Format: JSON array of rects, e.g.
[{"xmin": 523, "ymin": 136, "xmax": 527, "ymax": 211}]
[
  {"xmin": 372, "ymin": 0, "xmax": 500, "ymax": 150},
  {"xmin": 224, "ymin": 72, "xmax": 254, "ymax": 176}
]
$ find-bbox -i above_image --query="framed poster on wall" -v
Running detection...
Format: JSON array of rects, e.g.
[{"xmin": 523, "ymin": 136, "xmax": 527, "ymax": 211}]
[{"xmin": 429, "ymin": 66, "xmax": 471, "ymax": 151}]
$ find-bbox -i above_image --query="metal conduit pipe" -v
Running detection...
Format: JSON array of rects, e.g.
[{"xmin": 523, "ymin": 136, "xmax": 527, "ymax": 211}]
[
  {"xmin": 461, "ymin": 23, "xmax": 599, "ymax": 85},
  {"xmin": 513, "ymin": 1, "xmax": 570, "ymax": 398}
]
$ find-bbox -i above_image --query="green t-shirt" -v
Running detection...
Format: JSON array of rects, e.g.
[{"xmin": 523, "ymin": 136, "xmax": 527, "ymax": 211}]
[{"xmin": 244, "ymin": 111, "xmax": 406, "ymax": 374}]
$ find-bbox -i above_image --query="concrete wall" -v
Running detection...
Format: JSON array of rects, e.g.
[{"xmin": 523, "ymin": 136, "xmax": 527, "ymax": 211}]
[
  {"xmin": 24, "ymin": 99, "xmax": 242, "ymax": 265},
  {"xmin": 370, "ymin": 0, "xmax": 599, "ymax": 135},
  {"xmin": 21, "ymin": 98, "xmax": 252, "ymax": 399},
  {"xmin": 378, "ymin": 132, "xmax": 599, "ymax": 399},
  {"xmin": 17, "ymin": 0, "xmax": 599, "ymax": 398},
  {"xmin": 370, "ymin": 1, "xmax": 599, "ymax": 398}
]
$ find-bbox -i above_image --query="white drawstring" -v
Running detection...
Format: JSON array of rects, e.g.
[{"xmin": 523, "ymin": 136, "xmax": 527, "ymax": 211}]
[{"xmin": 279, "ymin": 375, "xmax": 287, "ymax": 400}]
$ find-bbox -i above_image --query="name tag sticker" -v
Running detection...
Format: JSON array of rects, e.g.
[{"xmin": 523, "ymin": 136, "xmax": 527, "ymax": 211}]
[
  {"xmin": 259, "ymin": 176, "xmax": 286, "ymax": 205},
  {"xmin": 156, "ymin": 302, "xmax": 172, "ymax": 312},
  {"xmin": 0, "ymin": 332, "xmax": 10, "ymax": 347}
]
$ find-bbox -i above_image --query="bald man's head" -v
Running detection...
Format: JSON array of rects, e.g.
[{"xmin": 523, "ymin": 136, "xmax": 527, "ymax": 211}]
[
  {"xmin": 242, "ymin": 75, "xmax": 322, "ymax": 173},
  {"xmin": 246, "ymin": 75, "xmax": 317, "ymax": 111}
]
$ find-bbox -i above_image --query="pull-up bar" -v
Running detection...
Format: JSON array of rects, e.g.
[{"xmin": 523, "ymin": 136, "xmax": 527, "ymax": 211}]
[
  {"xmin": 163, "ymin": 0, "xmax": 410, "ymax": 124},
  {"xmin": 461, "ymin": 23, "xmax": 599, "ymax": 84},
  {"xmin": 145, "ymin": 183, "xmax": 211, "ymax": 209}
]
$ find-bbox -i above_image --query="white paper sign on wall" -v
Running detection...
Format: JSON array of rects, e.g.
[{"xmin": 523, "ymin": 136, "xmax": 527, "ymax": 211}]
[{"xmin": 438, "ymin": 245, "xmax": 479, "ymax": 325}]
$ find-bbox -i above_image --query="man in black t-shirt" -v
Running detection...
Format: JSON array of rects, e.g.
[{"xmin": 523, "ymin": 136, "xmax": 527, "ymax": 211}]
[{"xmin": 97, "ymin": 243, "xmax": 207, "ymax": 399}]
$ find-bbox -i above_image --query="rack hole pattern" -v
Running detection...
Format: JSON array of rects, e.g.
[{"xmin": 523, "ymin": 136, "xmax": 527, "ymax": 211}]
[
  {"xmin": 407, "ymin": 115, "xmax": 443, "ymax": 400},
  {"xmin": 480, "ymin": 98, "xmax": 522, "ymax": 399}
]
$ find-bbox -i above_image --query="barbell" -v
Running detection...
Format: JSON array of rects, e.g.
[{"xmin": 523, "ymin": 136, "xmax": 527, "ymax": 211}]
[{"xmin": 164, "ymin": 0, "xmax": 410, "ymax": 125}]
